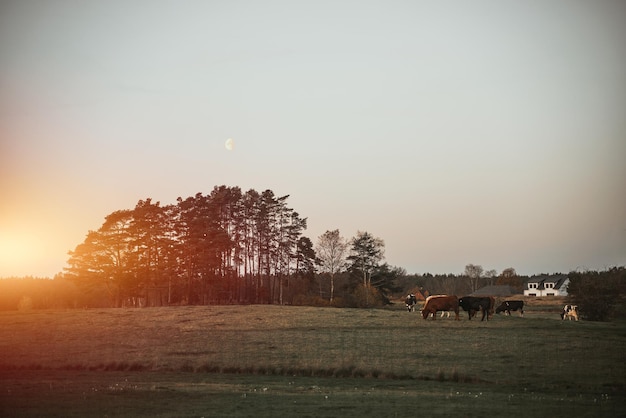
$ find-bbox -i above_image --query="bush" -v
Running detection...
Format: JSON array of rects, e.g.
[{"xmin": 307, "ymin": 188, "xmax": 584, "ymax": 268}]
[
  {"xmin": 291, "ymin": 294, "xmax": 330, "ymax": 307},
  {"xmin": 17, "ymin": 296, "xmax": 33, "ymax": 311},
  {"xmin": 567, "ymin": 267, "xmax": 625, "ymax": 321},
  {"xmin": 330, "ymin": 296, "xmax": 349, "ymax": 308},
  {"xmin": 353, "ymin": 285, "xmax": 385, "ymax": 308}
]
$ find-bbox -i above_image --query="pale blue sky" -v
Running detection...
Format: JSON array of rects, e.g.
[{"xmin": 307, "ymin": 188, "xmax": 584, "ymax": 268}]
[{"xmin": 1, "ymin": 0, "xmax": 625, "ymax": 277}]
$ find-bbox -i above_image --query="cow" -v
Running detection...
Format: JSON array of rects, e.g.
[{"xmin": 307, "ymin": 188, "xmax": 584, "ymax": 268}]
[
  {"xmin": 421, "ymin": 310, "xmax": 451, "ymax": 319},
  {"xmin": 561, "ymin": 304, "xmax": 579, "ymax": 321},
  {"xmin": 422, "ymin": 311, "xmax": 451, "ymax": 319},
  {"xmin": 421, "ymin": 295, "xmax": 460, "ymax": 320},
  {"xmin": 405, "ymin": 294, "xmax": 418, "ymax": 312},
  {"xmin": 458, "ymin": 296, "xmax": 494, "ymax": 321},
  {"xmin": 420, "ymin": 310, "xmax": 451, "ymax": 319},
  {"xmin": 495, "ymin": 300, "xmax": 524, "ymax": 317}
]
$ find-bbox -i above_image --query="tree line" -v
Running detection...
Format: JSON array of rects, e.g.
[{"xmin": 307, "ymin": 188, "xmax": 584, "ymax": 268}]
[
  {"xmin": 1, "ymin": 184, "xmax": 624, "ymax": 319},
  {"xmin": 4, "ymin": 265, "xmax": 624, "ymax": 320}
]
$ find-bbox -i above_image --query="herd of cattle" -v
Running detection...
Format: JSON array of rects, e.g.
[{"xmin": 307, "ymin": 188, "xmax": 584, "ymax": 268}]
[{"xmin": 404, "ymin": 294, "xmax": 579, "ymax": 321}]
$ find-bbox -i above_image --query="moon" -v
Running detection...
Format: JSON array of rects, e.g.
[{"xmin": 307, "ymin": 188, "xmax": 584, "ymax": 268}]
[{"xmin": 225, "ymin": 138, "xmax": 234, "ymax": 151}]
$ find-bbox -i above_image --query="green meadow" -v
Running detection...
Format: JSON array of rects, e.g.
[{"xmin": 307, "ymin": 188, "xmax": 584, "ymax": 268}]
[{"xmin": 1, "ymin": 302, "xmax": 624, "ymax": 417}]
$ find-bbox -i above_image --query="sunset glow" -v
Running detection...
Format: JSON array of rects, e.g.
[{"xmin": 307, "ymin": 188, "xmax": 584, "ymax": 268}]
[{"xmin": 1, "ymin": 0, "xmax": 625, "ymax": 278}]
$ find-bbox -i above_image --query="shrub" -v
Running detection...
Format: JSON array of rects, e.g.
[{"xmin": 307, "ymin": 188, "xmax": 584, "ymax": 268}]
[
  {"xmin": 292, "ymin": 294, "xmax": 331, "ymax": 307},
  {"xmin": 330, "ymin": 296, "xmax": 349, "ymax": 308},
  {"xmin": 353, "ymin": 285, "xmax": 385, "ymax": 308},
  {"xmin": 17, "ymin": 296, "xmax": 33, "ymax": 311},
  {"xmin": 567, "ymin": 267, "xmax": 625, "ymax": 321}
]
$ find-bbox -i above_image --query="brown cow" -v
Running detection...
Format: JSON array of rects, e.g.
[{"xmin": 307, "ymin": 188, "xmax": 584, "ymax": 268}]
[{"xmin": 421, "ymin": 295, "xmax": 460, "ymax": 320}]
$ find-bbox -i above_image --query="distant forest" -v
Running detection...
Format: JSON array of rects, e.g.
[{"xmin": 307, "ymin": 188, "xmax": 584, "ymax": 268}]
[{"xmin": 1, "ymin": 186, "xmax": 624, "ymax": 315}]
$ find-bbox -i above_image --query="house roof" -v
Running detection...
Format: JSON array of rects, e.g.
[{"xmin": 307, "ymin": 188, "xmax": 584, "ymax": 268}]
[
  {"xmin": 524, "ymin": 274, "xmax": 569, "ymax": 290},
  {"xmin": 471, "ymin": 285, "xmax": 520, "ymax": 296}
]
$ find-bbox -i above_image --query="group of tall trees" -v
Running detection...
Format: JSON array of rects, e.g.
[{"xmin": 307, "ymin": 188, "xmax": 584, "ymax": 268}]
[
  {"xmin": 314, "ymin": 230, "xmax": 402, "ymax": 307},
  {"xmin": 65, "ymin": 186, "xmax": 315, "ymax": 307},
  {"xmin": 62, "ymin": 186, "xmax": 398, "ymax": 308}
]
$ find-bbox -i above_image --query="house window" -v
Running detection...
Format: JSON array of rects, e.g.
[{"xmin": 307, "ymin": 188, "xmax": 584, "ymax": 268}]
[
  {"xmin": 547, "ymin": 293, "xmax": 555, "ymax": 296},
  {"xmin": 528, "ymin": 283, "xmax": 538, "ymax": 289},
  {"xmin": 545, "ymin": 283, "xmax": 554, "ymax": 289}
]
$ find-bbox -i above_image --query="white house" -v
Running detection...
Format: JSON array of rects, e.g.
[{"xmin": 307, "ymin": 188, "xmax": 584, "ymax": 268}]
[{"xmin": 524, "ymin": 274, "xmax": 570, "ymax": 297}]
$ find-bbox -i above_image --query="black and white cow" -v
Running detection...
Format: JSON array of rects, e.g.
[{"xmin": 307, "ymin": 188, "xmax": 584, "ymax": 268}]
[
  {"xmin": 495, "ymin": 300, "xmax": 524, "ymax": 317},
  {"xmin": 405, "ymin": 294, "xmax": 418, "ymax": 312},
  {"xmin": 561, "ymin": 304, "xmax": 579, "ymax": 321}
]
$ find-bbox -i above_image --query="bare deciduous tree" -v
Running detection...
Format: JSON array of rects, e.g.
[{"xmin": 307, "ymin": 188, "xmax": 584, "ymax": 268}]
[
  {"xmin": 464, "ymin": 264, "xmax": 484, "ymax": 293},
  {"xmin": 485, "ymin": 269, "xmax": 498, "ymax": 286},
  {"xmin": 315, "ymin": 230, "xmax": 348, "ymax": 301}
]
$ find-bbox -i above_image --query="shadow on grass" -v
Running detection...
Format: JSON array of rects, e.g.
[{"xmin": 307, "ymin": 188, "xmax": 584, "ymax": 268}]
[{"xmin": 0, "ymin": 362, "xmax": 487, "ymax": 383}]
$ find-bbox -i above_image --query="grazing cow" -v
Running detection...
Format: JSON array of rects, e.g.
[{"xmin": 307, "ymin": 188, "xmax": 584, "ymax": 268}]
[
  {"xmin": 424, "ymin": 311, "xmax": 451, "ymax": 319},
  {"xmin": 458, "ymin": 296, "xmax": 494, "ymax": 321},
  {"xmin": 421, "ymin": 295, "xmax": 460, "ymax": 320},
  {"xmin": 405, "ymin": 294, "xmax": 418, "ymax": 312},
  {"xmin": 495, "ymin": 300, "xmax": 524, "ymax": 317},
  {"xmin": 420, "ymin": 310, "xmax": 451, "ymax": 319},
  {"xmin": 422, "ymin": 310, "xmax": 450, "ymax": 319},
  {"xmin": 561, "ymin": 304, "xmax": 579, "ymax": 321}
]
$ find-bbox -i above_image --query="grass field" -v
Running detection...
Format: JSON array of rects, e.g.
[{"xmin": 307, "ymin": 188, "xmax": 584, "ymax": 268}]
[{"xmin": 1, "ymin": 300, "xmax": 625, "ymax": 417}]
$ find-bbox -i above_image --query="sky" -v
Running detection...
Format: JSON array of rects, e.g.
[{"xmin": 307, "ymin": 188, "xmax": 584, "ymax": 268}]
[{"xmin": 1, "ymin": 0, "xmax": 625, "ymax": 278}]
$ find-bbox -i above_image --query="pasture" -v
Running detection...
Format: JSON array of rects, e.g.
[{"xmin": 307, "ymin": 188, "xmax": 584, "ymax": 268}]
[{"xmin": 1, "ymin": 300, "xmax": 625, "ymax": 417}]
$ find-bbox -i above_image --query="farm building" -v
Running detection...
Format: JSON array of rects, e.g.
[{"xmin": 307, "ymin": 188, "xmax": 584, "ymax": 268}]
[
  {"xmin": 523, "ymin": 274, "xmax": 570, "ymax": 297},
  {"xmin": 470, "ymin": 285, "xmax": 520, "ymax": 297}
]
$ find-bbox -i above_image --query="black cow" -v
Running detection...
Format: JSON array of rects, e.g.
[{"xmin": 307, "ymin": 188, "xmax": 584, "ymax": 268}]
[
  {"xmin": 405, "ymin": 294, "xmax": 417, "ymax": 312},
  {"xmin": 495, "ymin": 300, "xmax": 524, "ymax": 317},
  {"xmin": 458, "ymin": 296, "xmax": 493, "ymax": 321}
]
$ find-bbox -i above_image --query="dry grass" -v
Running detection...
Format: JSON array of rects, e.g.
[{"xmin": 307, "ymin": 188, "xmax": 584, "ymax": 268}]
[
  {"xmin": 0, "ymin": 303, "xmax": 625, "ymax": 417},
  {"xmin": 0, "ymin": 303, "xmax": 623, "ymax": 383}
]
